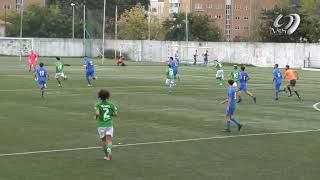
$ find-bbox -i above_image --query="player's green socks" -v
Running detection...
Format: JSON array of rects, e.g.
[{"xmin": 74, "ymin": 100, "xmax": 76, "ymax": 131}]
[
  {"xmin": 107, "ymin": 144, "xmax": 113, "ymax": 154},
  {"xmin": 103, "ymin": 147, "xmax": 109, "ymax": 157}
]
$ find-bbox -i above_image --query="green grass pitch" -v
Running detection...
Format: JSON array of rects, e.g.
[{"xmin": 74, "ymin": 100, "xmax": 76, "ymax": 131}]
[{"xmin": 0, "ymin": 56, "xmax": 320, "ymax": 180}]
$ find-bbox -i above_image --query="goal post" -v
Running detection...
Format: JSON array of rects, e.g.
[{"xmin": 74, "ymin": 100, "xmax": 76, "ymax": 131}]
[{"xmin": 0, "ymin": 37, "xmax": 34, "ymax": 61}]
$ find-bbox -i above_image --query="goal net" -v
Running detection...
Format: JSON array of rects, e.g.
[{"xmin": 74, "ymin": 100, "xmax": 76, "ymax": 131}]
[
  {"xmin": 0, "ymin": 37, "xmax": 34, "ymax": 60},
  {"xmin": 118, "ymin": 42, "xmax": 141, "ymax": 61}
]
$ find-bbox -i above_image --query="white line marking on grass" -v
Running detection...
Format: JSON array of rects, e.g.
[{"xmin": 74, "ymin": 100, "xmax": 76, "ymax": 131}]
[
  {"xmin": 313, "ymin": 102, "xmax": 320, "ymax": 112},
  {"xmin": 1, "ymin": 129, "xmax": 320, "ymax": 157}
]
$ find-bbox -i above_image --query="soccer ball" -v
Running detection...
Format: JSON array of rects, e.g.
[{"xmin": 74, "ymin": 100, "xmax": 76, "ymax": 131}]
[{"xmin": 233, "ymin": 82, "xmax": 237, "ymax": 87}]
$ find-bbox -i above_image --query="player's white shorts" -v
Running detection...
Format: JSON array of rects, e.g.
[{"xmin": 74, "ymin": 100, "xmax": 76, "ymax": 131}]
[
  {"xmin": 165, "ymin": 79, "xmax": 174, "ymax": 86},
  {"xmin": 216, "ymin": 69, "xmax": 224, "ymax": 78},
  {"xmin": 97, "ymin": 127, "xmax": 114, "ymax": 138},
  {"xmin": 55, "ymin": 72, "xmax": 66, "ymax": 79}
]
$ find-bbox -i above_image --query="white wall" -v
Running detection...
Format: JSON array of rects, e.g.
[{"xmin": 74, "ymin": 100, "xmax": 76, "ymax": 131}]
[{"xmin": 1, "ymin": 38, "xmax": 319, "ymax": 68}]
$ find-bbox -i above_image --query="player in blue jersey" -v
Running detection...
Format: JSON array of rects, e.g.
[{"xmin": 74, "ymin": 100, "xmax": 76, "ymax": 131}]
[
  {"xmin": 273, "ymin": 64, "xmax": 286, "ymax": 100},
  {"xmin": 83, "ymin": 56, "xmax": 96, "ymax": 87},
  {"xmin": 237, "ymin": 66, "xmax": 256, "ymax": 103},
  {"xmin": 34, "ymin": 62, "xmax": 49, "ymax": 98},
  {"xmin": 224, "ymin": 79, "xmax": 243, "ymax": 132},
  {"xmin": 170, "ymin": 56, "xmax": 180, "ymax": 83}
]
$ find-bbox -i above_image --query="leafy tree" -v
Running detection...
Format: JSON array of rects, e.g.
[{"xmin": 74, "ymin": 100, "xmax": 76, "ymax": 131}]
[
  {"xmin": 163, "ymin": 13, "xmax": 221, "ymax": 41},
  {"xmin": 47, "ymin": 0, "xmax": 150, "ymax": 38},
  {"xmin": 117, "ymin": 6, "xmax": 165, "ymax": 40},
  {"xmin": 6, "ymin": 5, "xmax": 82, "ymax": 38},
  {"xmin": 189, "ymin": 15, "xmax": 221, "ymax": 41},
  {"xmin": 118, "ymin": 6, "xmax": 148, "ymax": 40}
]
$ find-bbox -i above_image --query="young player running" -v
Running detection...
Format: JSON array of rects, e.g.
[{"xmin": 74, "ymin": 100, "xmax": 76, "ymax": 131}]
[
  {"xmin": 224, "ymin": 79, "xmax": 243, "ymax": 132},
  {"xmin": 34, "ymin": 62, "xmax": 49, "ymax": 98},
  {"xmin": 29, "ymin": 50, "xmax": 38, "ymax": 72},
  {"xmin": 272, "ymin": 64, "xmax": 286, "ymax": 100},
  {"xmin": 237, "ymin": 66, "xmax": 257, "ymax": 103},
  {"xmin": 95, "ymin": 89, "xmax": 118, "ymax": 160},
  {"xmin": 284, "ymin": 65, "xmax": 301, "ymax": 99},
  {"xmin": 83, "ymin": 56, "xmax": 96, "ymax": 87},
  {"xmin": 55, "ymin": 57, "xmax": 67, "ymax": 87},
  {"xmin": 215, "ymin": 60, "xmax": 225, "ymax": 86},
  {"xmin": 166, "ymin": 64, "xmax": 175, "ymax": 89},
  {"xmin": 230, "ymin": 65, "xmax": 240, "ymax": 87}
]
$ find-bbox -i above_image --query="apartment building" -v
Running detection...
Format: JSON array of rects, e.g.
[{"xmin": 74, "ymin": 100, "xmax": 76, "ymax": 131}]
[
  {"xmin": 0, "ymin": 0, "xmax": 44, "ymax": 13},
  {"xmin": 163, "ymin": 0, "xmax": 192, "ymax": 18},
  {"xmin": 150, "ymin": 0, "xmax": 165, "ymax": 17},
  {"xmin": 192, "ymin": 0, "xmax": 282, "ymax": 41}
]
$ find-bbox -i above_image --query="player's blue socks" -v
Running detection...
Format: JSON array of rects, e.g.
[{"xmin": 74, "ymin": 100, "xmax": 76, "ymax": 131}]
[
  {"xmin": 231, "ymin": 118, "xmax": 240, "ymax": 126},
  {"xmin": 226, "ymin": 121, "xmax": 231, "ymax": 131},
  {"xmin": 41, "ymin": 87, "xmax": 44, "ymax": 97},
  {"xmin": 86, "ymin": 77, "xmax": 91, "ymax": 85}
]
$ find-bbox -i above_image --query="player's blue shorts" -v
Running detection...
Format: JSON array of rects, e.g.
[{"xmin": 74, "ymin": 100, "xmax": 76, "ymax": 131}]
[
  {"xmin": 86, "ymin": 70, "xmax": 95, "ymax": 78},
  {"xmin": 38, "ymin": 79, "xmax": 46, "ymax": 87},
  {"xmin": 226, "ymin": 106, "xmax": 236, "ymax": 116},
  {"xmin": 173, "ymin": 68, "xmax": 178, "ymax": 76},
  {"xmin": 239, "ymin": 83, "xmax": 247, "ymax": 92},
  {"xmin": 275, "ymin": 82, "xmax": 282, "ymax": 91}
]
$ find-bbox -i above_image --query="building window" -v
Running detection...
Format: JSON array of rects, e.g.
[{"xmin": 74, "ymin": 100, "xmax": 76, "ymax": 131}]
[
  {"xmin": 215, "ymin": 15, "xmax": 222, "ymax": 19},
  {"xmin": 234, "ymin": 5, "xmax": 241, "ymax": 10},
  {"xmin": 244, "ymin": 16, "xmax": 249, "ymax": 20},
  {"xmin": 235, "ymin": 16, "xmax": 241, "ymax": 20},
  {"xmin": 235, "ymin": 26, "xmax": 240, "ymax": 30},
  {"xmin": 244, "ymin": 6, "xmax": 250, "ymax": 11},
  {"xmin": 194, "ymin": 3, "xmax": 204, "ymax": 11},
  {"xmin": 214, "ymin": 3, "xmax": 223, "ymax": 9},
  {"xmin": 207, "ymin": 3, "xmax": 213, "ymax": 9}
]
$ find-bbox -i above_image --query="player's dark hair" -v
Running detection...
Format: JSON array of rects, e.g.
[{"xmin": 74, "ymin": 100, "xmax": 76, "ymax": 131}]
[
  {"xmin": 169, "ymin": 57, "xmax": 173, "ymax": 60},
  {"xmin": 98, "ymin": 89, "xmax": 110, "ymax": 101},
  {"xmin": 56, "ymin": 57, "xmax": 60, "ymax": 60},
  {"xmin": 241, "ymin": 66, "xmax": 245, "ymax": 71},
  {"xmin": 228, "ymin": 80, "xmax": 234, "ymax": 86},
  {"xmin": 39, "ymin": 62, "xmax": 44, "ymax": 67},
  {"xmin": 275, "ymin": 64, "xmax": 279, "ymax": 68},
  {"xmin": 286, "ymin": 65, "xmax": 290, "ymax": 69}
]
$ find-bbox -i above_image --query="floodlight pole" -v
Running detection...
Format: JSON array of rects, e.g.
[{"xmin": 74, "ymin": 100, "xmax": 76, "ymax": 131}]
[
  {"xmin": 185, "ymin": 5, "xmax": 188, "ymax": 43},
  {"xmin": 19, "ymin": 0, "xmax": 24, "ymax": 62},
  {"xmin": 114, "ymin": 5, "xmax": 118, "ymax": 60},
  {"xmin": 83, "ymin": 4, "xmax": 86, "ymax": 56},
  {"xmin": 71, "ymin": 3, "xmax": 75, "ymax": 39},
  {"xmin": 102, "ymin": 0, "xmax": 106, "ymax": 64},
  {"xmin": 148, "ymin": 6, "xmax": 151, "ymax": 40},
  {"xmin": 185, "ymin": 4, "xmax": 188, "ymax": 62},
  {"xmin": 4, "ymin": 5, "xmax": 8, "ymax": 37}
]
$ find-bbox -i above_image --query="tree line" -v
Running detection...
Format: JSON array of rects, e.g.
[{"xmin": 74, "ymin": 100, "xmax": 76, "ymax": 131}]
[{"xmin": 2, "ymin": 0, "xmax": 320, "ymax": 42}]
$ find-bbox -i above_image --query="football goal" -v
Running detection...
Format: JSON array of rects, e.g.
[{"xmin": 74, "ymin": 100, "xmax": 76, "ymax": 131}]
[{"xmin": 0, "ymin": 37, "xmax": 34, "ymax": 61}]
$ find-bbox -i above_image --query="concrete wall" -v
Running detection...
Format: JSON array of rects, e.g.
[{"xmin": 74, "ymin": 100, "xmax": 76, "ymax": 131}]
[{"xmin": 0, "ymin": 38, "xmax": 320, "ymax": 68}]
